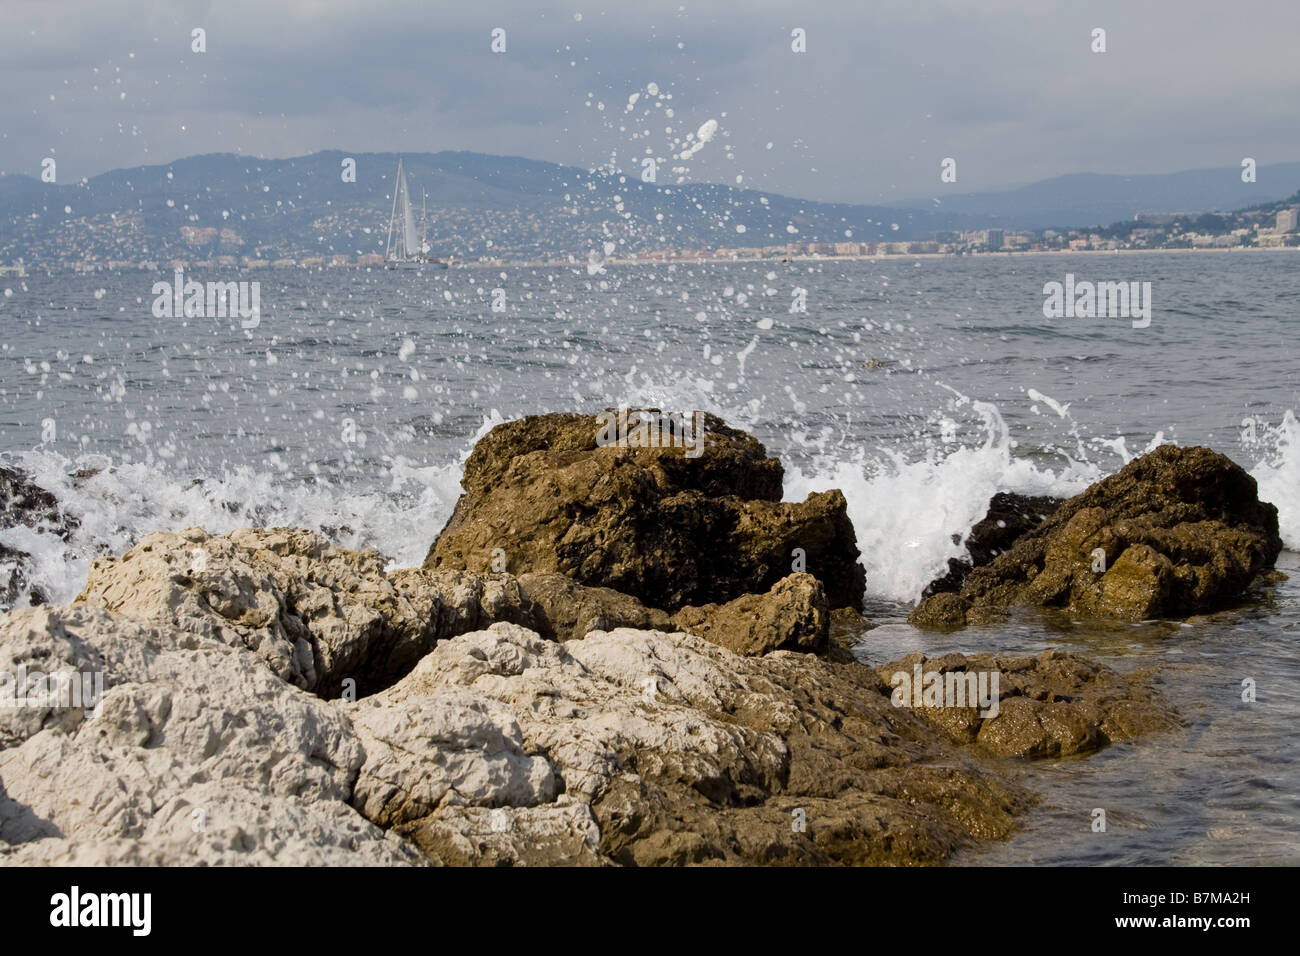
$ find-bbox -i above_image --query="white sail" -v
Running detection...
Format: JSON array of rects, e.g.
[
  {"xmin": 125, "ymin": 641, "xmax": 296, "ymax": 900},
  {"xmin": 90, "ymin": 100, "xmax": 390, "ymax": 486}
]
[
  {"xmin": 386, "ymin": 157, "xmax": 447, "ymax": 267},
  {"xmin": 399, "ymin": 166, "xmax": 419, "ymax": 258}
]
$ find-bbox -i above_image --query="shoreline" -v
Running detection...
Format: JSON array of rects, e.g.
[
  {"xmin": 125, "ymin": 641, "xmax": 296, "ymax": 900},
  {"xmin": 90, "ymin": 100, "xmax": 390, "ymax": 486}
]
[{"xmin": 4, "ymin": 244, "xmax": 1297, "ymax": 278}]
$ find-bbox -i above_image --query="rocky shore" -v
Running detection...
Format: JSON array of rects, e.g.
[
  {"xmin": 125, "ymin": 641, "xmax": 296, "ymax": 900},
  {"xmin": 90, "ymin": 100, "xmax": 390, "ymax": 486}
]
[{"xmin": 0, "ymin": 412, "xmax": 1283, "ymax": 865}]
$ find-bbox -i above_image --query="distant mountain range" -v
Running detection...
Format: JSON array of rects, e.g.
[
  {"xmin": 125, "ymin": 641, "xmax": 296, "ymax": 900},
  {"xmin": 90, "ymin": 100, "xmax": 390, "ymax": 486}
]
[
  {"xmin": 888, "ymin": 162, "xmax": 1300, "ymax": 231},
  {"xmin": 2, "ymin": 151, "xmax": 1299, "ymax": 267}
]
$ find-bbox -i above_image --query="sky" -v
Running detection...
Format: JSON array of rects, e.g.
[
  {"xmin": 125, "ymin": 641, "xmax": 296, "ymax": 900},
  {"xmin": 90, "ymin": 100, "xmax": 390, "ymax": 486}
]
[{"xmin": 2, "ymin": 0, "xmax": 1299, "ymax": 205}]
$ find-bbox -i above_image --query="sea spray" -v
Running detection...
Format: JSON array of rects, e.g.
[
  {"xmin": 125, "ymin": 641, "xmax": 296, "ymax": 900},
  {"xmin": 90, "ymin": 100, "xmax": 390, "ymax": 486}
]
[{"xmin": 1250, "ymin": 409, "xmax": 1300, "ymax": 548}]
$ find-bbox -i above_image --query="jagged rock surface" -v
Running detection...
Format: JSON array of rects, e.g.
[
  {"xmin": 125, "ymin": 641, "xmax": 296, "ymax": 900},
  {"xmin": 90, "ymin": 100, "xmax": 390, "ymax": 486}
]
[
  {"xmin": 0, "ymin": 605, "xmax": 422, "ymax": 866},
  {"xmin": 922, "ymin": 493, "xmax": 1062, "ymax": 598},
  {"xmin": 910, "ymin": 446, "xmax": 1282, "ymax": 627},
  {"xmin": 518, "ymin": 571, "xmax": 672, "ymax": 642},
  {"xmin": 346, "ymin": 621, "xmax": 1031, "ymax": 865},
  {"xmin": 423, "ymin": 412, "xmax": 866, "ymax": 611},
  {"xmin": 670, "ymin": 573, "xmax": 829, "ymax": 656},
  {"xmin": 75, "ymin": 527, "xmax": 540, "ymax": 697}
]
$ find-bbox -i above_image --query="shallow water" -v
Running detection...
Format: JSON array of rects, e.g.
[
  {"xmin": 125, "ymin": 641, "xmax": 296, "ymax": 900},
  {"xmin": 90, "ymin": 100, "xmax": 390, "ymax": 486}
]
[
  {"xmin": 1, "ymin": 250, "xmax": 1296, "ymax": 864},
  {"xmin": 858, "ymin": 549, "xmax": 1300, "ymax": 866}
]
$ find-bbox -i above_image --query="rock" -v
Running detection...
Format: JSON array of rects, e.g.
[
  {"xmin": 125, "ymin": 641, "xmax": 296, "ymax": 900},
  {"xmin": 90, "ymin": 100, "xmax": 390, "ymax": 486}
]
[
  {"xmin": 407, "ymin": 798, "xmax": 605, "ymax": 866},
  {"xmin": 0, "ymin": 605, "xmax": 422, "ymax": 866},
  {"xmin": 910, "ymin": 446, "xmax": 1282, "ymax": 626},
  {"xmin": 0, "ymin": 465, "xmax": 78, "ymax": 612},
  {"xmin": 875, "ymin": 650, "xmax": 1180, "ymax": 758},
  {"xmin": 922, "ymin": 493, "xmax": 1062, "ymax": 598},
  {"xmin": 670, "ymin": 573, "xmax": 829, "ymax": 655},
  {"xmin": 518, "ymin": 571, "xmax": 673, "ymax": 642},
  {"xmin": 826, "ymin": 606, "xmax": 868, "ymax": 663},
  {"xmin": 0, "ymin": 544, "xmax": 44, "ymax": 613},
  {"xmin": 2, "ymin": 544, "xmax": 1181, "ymax": 866},
  {"xmin": 423, "ymin": 412, "xmax": 866, "ymax": 611},
  {"xmin": 344, "ymin": 621, "xmax": 1031, "ymax": 865},
  {"xmin": 907, "ymin": 591, "xmax": 971, "ymax": 630},
  {"xmin": 0, "ymin": 466, "xmax": 75, "ymax": 537},
  {"xmin": 520, "ymin": 570, "xmax": 828, "ymax": 657},
  {"xmin": 75, "ymin": 527, "xmax": 539, "ymax": 697}
]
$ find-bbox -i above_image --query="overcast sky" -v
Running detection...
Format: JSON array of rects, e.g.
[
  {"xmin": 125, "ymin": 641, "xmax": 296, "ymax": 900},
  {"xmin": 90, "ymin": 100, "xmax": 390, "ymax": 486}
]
[{"xmin": 2, "ymin": 0, "xmax": 1298, "ymax": 204}]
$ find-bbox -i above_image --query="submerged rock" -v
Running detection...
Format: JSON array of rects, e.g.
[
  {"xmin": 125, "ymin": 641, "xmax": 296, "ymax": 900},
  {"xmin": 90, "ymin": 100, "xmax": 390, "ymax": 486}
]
[
  {"xmin": 423, "ymin": 412, "xmax": 866, "ymax": 611},
  {"xmin": 910, "ymin": 446, "xmax": 1282, "ymax": 627},
  {"xmin": 875, "ymin": 650, "xmax": 1179, "ymax": 758}
]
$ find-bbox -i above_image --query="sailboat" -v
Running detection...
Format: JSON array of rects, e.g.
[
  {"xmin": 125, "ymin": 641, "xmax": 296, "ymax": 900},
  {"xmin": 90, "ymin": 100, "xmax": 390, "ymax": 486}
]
[{"xmin": 385, "ymin": 157, "xmax": 448, "ymax": 269}]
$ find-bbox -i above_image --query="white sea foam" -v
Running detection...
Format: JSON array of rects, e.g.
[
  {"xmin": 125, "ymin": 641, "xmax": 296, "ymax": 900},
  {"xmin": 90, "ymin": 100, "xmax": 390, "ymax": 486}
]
[
  {"xmin": 785, "ymin": 395, "xmax": 1103, "ymax": 602},
  {"xmin": 5, "ymin": 402, "xmax": 1297, "ymax": 612},
  {"xmin": 1250, "ymin": 409, "xmax": 1300, "ymax": 548}
]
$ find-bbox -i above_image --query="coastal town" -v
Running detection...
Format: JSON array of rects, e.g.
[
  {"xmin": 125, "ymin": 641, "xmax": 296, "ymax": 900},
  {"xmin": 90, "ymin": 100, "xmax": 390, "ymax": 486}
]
[{"xmin": 2, "ymin": 199, "xmax": 1296, "ymax": 276}]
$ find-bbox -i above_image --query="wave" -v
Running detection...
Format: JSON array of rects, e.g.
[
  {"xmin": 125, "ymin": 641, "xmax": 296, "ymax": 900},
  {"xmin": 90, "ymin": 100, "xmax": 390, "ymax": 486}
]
[{"xmin": 3, "ymin": 400, "xmax": 1297, "ymax": 611}]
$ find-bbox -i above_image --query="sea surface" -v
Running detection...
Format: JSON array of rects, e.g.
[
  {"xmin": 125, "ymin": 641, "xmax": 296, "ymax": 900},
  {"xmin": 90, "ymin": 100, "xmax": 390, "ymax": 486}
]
[{"xmin": 1, "ymin": 250, "xmax": 1297, "ymax": 864}]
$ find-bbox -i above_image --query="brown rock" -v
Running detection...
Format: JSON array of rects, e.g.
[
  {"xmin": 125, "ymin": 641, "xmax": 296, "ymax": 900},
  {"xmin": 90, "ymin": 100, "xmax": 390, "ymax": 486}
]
[
  {"xmin": 423, "ymin": 412, "xmax": 866, "ymax": 611},
  {"xmin": 670, "ymin": 573, "xmax": 829, "ymax": 655},
  {"xmin": 911, "ymin": 446, "xmax": 1282, "ymax": 626},
  {"xmin": 348, "ymin": 621, "xmax": 1031, "ymax": 866},
  {"xmin": 518, "ymin": 571, "xmax": 672, "ymax": 642},
  {"xmin": 875, "ymin": 649, "xmax": 1180, "ymax": 758}
]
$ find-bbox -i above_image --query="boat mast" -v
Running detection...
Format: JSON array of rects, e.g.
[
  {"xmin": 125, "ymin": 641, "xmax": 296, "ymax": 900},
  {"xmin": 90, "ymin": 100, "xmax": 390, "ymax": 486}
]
[{"xmin": 385, "ymin": 157, "xmax": 402, "ymax": 261}]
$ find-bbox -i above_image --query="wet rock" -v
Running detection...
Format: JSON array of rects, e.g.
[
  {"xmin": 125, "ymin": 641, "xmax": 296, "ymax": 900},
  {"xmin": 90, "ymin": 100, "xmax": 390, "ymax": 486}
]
[
  {"xmin": 518, "ymin": 571, "xmax": 672, "ymax": 642},
  {"xmin": 423, "ymin": 412, "xmax": 866, "ymax": 611},
  {"xmin": 0, "ymin": 465, "xmax": 78, "ymax": 612},
  {"xmin": 875, "ymin": 649, "xmax": 1179, "ymax": 758},
  {"xmin": 922, "ymin": 492, "xmax": 1062, "ymax": 597},
  {"xmin": 75, "ymin": 527, "xmax": 539, "ymax": 697},
  {"xmin": 910, "ymin": 446, "xmax": 1282, "ymax": 627},
  {"xmin": 0, "ymin": 605, "xmax": 422, "ymax": 865},
  {"xmin": 0, "ymin": 544, "xmax": 46, "ymax": 613},
  {"xmin": 907, "ymin": 591, "xmax": 971, "ymax": 630},
  {"xmin": 0, "ymin": 466, "xmax": 75, "ymax": 538},
  {"xmin": 670, "ymin": 573, "xmax": 828, "ymax": 655}
]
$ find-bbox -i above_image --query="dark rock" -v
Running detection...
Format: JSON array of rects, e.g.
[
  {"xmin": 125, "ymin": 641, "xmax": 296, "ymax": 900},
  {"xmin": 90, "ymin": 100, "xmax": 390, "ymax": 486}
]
[
  {"xmin": 922, "ymin": 492, "xmax": 1062, "ymax": 598},
  {"xmin": 0, "ymin": 466, "xmax": 75, "ymax": 539},
  {"xmin": 424, "ymin": 412, "xmax": 866, "ymax": 611},
  {"xmin": 910, "ymin": 446, "xmax": 1282, "ymax": 627},
  {"xmin": 0, "ymin": 466, "xmax": 78, "ymax": 612}
]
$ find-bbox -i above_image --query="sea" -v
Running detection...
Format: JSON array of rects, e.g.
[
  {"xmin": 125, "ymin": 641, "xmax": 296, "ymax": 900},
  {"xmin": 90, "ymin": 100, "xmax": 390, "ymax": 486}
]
[{"xmin": 1, "ymin": 249, "xmax": 1297, "ymax": 864}]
